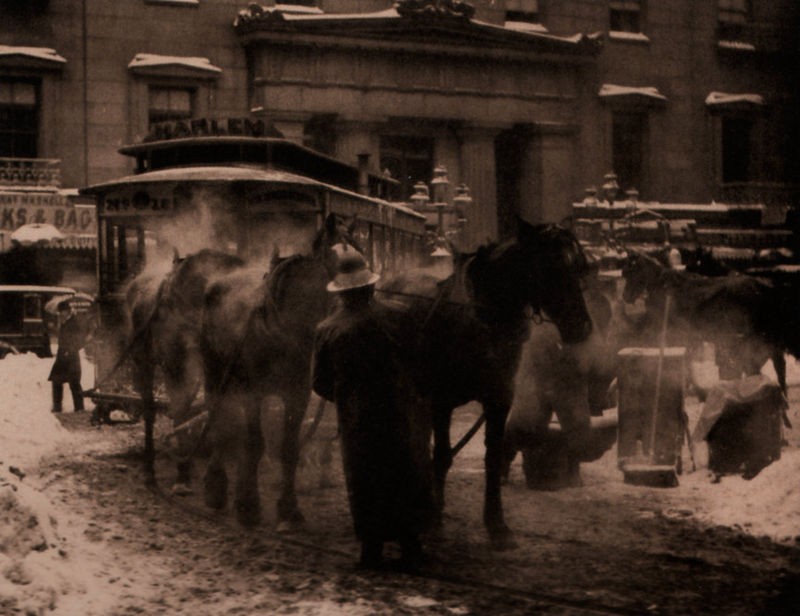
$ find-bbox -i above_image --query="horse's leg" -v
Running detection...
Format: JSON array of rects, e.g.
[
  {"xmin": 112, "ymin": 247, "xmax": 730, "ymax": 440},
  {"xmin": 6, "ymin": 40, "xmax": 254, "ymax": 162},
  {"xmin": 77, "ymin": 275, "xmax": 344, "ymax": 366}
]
[
  {"xmin": 483, "ymin": 401, "xmax": 516, "ymax": 549},
  {"xmin": 276, "ymin": 386, "xmax": 308, "ymax": 532},
  {"xmin": 234, "ymin": 394, "xmax": 265, "ymax": 527},
  {"xmin": 772, "ymin": 348, "xmax": 787, "ymax": 395},
  {"xmin": 203, "ymin": 388, "xmax": 228, "ymax": 511},
  {"xmin": 431, "ymin": 404, "xmax": 454, "ymax": 527},
  {"xmin": 131, "ymin": 347, "xmax": 157, "ymax": 486},
  {"xmin": 164, "ymin": 348, "xmax": 203, "ymax": 490}
]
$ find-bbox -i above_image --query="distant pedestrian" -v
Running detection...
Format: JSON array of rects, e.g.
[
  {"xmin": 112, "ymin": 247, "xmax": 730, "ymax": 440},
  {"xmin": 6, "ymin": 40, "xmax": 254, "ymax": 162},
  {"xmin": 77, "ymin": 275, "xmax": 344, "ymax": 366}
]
[
  {"xmin": 312, "ymin": 250, "xmax": 435, "ymax": 570},
  {"xmin": 49, "ymin": 300, "xmax": 85, "ymax": 413}
]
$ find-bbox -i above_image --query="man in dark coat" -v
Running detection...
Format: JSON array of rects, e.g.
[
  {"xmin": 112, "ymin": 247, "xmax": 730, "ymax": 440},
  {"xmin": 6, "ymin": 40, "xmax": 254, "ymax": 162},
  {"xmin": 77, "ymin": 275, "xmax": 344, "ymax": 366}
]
[
  {"xmin": 312, "ymin": 250, "xmax": 435, "ymax": 570},
  {"xmin": 49, "ymin": 300, "xmax": 85, "ymax": 413}
]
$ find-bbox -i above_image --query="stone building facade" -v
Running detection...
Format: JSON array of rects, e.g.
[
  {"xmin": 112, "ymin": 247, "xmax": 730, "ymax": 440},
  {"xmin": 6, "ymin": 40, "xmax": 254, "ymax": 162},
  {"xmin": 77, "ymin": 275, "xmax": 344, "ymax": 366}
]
[{"xmin": 1, "ymin": 0, "xmax": 797, "ymax": 249}]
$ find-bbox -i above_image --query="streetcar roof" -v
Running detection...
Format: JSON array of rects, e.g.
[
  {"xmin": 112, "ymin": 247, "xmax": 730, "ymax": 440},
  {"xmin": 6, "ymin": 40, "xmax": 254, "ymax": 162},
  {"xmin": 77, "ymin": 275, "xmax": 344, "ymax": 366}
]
[
  {"xmin": 0, "ymin": 285, "xmax": 77, "ymax": 295},
  {"xmin": 116, "ymin": 135, "xmax": 399, "ymax": 193},
  {"xmin": 79, "ymin": 165, "xmax": 425, "ymax": 220}
]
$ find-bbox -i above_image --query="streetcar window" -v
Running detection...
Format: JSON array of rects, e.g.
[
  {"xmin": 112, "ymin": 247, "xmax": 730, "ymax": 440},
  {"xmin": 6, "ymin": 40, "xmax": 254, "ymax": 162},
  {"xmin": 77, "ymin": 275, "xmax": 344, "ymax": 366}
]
[
  {"xmin": 371, "ymin": 225, "xmax": 385, "ymax": 275},
  {"xmin": 23, "ymin": 294, "xmax": 40, "ymax": 320},
  {"xmin": 101, "ymin": 223, "xmax": 147, "ymax": 291}
]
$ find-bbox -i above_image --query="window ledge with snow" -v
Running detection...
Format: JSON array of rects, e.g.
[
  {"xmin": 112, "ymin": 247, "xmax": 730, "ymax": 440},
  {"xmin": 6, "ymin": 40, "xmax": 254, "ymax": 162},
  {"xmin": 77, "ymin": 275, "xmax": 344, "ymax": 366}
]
[
  {"xmin": 718, "ymin": 40, "xmax": 756, "ymax": 52},
  {"xmin": 608, "ymin": 31, "xmax": 650, "ymax": 44},
  {"xmin": 504, "ymin": 21, "xmax": 549, "ymax": 34}
]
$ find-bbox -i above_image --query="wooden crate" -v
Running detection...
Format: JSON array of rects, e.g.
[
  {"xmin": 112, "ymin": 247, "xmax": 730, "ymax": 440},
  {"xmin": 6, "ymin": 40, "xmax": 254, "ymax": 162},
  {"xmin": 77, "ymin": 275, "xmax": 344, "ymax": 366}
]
[{"xmin": 617, "ymin": 347, "xmax": 686, "ymax": 468}]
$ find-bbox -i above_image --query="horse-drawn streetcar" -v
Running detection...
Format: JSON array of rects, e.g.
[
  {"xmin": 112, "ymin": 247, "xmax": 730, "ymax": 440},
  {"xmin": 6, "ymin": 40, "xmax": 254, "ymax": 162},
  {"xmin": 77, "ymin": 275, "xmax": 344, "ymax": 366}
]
[{"xmin": 79, "ymin": 117, "xmax": 428, "ymax": 418}]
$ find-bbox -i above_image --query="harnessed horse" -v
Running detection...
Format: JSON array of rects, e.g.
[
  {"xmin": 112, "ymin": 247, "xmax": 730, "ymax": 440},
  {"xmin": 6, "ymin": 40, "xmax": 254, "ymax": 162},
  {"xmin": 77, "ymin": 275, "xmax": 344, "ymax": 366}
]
[
  {"xmin": 198, "ymin": 213, "xmax": 360, "ymax": 528},
  {"xmin": 621, "ymin": 250, "xmax": 785, "ymax": 392},
  {"xmin": 124, "ymin": 249, "xmax": 246, "ymax": 485},
  {"xmin": 377, "ymin": 219, "xmax": 593, "ymax": 548}
]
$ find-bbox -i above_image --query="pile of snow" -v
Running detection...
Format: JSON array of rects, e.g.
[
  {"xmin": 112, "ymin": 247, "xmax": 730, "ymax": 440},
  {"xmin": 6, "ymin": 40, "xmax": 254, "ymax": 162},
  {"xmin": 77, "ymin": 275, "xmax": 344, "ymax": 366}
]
[
  {"xmin": 0, "ymin": 353, "xmax": 78, "ymax": 471},
  {"xmin": 0, "ymin": 351, "xmax": 137, "ymax": 615}
]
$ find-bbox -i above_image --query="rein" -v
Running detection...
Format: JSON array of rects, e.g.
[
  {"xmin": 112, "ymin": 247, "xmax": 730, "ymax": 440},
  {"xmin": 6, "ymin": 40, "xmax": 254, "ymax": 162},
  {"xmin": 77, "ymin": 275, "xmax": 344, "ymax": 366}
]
[{"xmin": 376, "ymin": 286, "xmax": 549, "ymax": 323}]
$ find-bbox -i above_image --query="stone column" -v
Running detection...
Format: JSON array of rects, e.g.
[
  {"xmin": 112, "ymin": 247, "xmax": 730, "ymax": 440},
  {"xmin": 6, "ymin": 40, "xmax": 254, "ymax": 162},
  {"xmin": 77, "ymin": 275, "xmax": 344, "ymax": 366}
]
[
  {"xmin": 527, "ymin": 124, "xmax": 580, "ymax": 224},
  {"xmin": 457, "ymin": 125, "xmax": 503, "ymax": 250}
]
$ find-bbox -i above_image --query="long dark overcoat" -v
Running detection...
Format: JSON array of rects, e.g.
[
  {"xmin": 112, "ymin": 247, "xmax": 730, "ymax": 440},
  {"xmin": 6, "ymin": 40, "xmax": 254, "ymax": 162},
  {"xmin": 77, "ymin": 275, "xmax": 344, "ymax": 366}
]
[
  {"xmin": 312, "ymin": 300, "xmax": 435, "ymax": 544},
  {"xmin": 48, "ymin": 314, "xmax": 84, "ymax": 384}
]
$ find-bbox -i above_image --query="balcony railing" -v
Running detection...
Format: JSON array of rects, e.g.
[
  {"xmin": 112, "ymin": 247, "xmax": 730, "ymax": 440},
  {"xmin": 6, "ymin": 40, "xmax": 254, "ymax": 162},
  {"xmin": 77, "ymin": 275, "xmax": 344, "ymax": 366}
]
[
  {"xmin": 717, "ymin": 182, "xmax": 799, "ymax": 209},
  {"xmin": 0, "ymin": 157, "xmax": 62, "ymax": 189}
]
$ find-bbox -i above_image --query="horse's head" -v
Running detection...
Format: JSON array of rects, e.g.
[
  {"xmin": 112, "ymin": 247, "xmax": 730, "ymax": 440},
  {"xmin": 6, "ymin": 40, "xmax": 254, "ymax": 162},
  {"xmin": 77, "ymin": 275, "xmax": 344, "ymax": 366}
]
[
  {"xmin": 621, "ymin": 250, "xmax": 663, "ymax": 304},
  {"xmin": 466, "ymin": 219, "xmax": 592, "ymax": 344},
  {"xmin": 260, "ymin": 213, "xmax": 367, "ymax": 331},
  {"xmin": 518, "ymin": 220, "xmax": 593, "ymax": 344}
]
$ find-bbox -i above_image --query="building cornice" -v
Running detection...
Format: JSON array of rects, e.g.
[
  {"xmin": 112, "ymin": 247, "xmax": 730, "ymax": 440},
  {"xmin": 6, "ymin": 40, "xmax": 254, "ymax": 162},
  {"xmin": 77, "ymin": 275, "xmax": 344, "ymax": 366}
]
[{"xmin": 234, "ymin": 4, "xmax": 601, "ymax": 64}]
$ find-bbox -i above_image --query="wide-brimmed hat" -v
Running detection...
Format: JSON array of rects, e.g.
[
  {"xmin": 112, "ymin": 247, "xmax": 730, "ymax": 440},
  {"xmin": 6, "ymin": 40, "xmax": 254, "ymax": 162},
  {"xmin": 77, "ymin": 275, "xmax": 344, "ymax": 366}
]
[{"xmin": 326, "ymin": 251, "xmax": 380, "ymax": 293}]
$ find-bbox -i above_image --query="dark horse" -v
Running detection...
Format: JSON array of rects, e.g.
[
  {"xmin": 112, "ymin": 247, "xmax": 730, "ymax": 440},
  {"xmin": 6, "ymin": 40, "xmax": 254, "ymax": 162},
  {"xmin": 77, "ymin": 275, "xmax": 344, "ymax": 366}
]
[
  {"xmin": 620, "ymin": 250, "xmax": 785, "ymax": 390},
  {"xmin": 377, "ymin": 219, "xmax": 593, "ymax": 548},
  {"xmin": 199, "ymin": 214, "xmax": 357, "ymax": 528},
  {"xmin": 125, "ymin": 249, "xmax": 246, "ymax": 486}
]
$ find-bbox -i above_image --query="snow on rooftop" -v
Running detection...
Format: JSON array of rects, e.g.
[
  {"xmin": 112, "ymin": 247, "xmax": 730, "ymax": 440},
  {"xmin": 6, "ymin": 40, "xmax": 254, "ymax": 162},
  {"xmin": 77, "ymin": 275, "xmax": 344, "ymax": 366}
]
[
  {"xmin": 127, "ymin": 53, "xmax": 221, "ymax": 74},
  {"xmin": 273, "ymin": 3, "xmax": 324, "ymax": 14},
  {"xmin": 237, "ymin": 6, "xmax": 590, "ymax": 47},
  {"xmin": 599, "ymin": 84, "xmax": 666, "ymax": 101},
  {"xmin": 0, "ymin": 45, "xmax": 66, "ymax": 64},
  {"xmin": 705, "ymin": 91, "xmax": 765, "ymax": 107}
]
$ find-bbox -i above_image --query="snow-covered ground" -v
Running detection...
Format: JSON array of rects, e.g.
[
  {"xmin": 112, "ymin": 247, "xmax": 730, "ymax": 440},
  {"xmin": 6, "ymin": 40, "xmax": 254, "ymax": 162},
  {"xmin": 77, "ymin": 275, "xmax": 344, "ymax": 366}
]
[
  {"xmin": 0, "ymin": 352, "xmax": 157, "ymax": 615},
  {"xmin": 1, "ymin": 351, "xmax": 799, "ymax": 613}
]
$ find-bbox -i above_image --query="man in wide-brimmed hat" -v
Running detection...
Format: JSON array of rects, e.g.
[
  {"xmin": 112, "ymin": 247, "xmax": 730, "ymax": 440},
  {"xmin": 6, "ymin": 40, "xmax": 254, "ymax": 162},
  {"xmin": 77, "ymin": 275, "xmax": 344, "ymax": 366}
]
[
  {"xmin": 312, "ymin": 250, "xmax": 435, "ymax": 571},
  {"xmin": 49, "ymin": 300, "xmax": 85, "ymax": 413}
]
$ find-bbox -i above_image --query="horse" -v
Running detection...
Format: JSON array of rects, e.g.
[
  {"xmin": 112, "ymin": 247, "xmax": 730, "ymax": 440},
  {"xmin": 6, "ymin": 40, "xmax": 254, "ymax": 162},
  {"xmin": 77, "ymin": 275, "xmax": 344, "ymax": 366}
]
[
  {"xmin": 124, "ymin": 249, "xmax": 246, "ymax": 486},
  {"xmin": 620, "ymin": 250, "xmax": 785, "ymax": 392},
  {"xmin": 377, "ymin": 219, "xmax": 593, "ymax": 548},
  {"xmin": 198, "ymin": 213, "xmax": 358, "ymax": 529}
]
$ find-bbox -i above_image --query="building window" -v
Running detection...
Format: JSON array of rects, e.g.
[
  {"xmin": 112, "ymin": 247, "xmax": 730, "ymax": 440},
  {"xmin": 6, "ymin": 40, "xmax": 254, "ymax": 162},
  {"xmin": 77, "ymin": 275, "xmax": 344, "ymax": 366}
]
[
  {"xmin": 505, "ymin": 0, "xmax": 539, "ymax": 23},
  {"xmin": 148, "ymin": 86, "xmax": 194, "ymax": 127},
  {"xmin": 612, "ymin": 112, "xmax": 647, "ymax": 193},
  {"xmin": 721, "ymin": 116, "xmax": 752, "ymax": 183},
  {"xmin": 379, "ymin": 135, "xmax": 434, "ymax": 201},
  {"xmin": 610, "ymin": 0, "xmax": 642, "ymax": 33},
  {"xmin": 718, "ymin": 0, "xmax": 750, "ymax": 40},
  {"xmin": 0, "ymin": 79, "xmax": 39, "ymax": 158},
  {"xmin": 718, "ymin": 0, "xmax": 749, "ymax": 24}
]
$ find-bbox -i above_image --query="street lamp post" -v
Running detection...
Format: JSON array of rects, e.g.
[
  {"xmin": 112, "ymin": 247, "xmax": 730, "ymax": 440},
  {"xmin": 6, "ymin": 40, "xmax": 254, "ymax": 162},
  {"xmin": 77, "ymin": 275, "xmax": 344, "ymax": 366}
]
[{"xmin": 409, "ymin": 165, "xmax": 470, "ymax": 256}]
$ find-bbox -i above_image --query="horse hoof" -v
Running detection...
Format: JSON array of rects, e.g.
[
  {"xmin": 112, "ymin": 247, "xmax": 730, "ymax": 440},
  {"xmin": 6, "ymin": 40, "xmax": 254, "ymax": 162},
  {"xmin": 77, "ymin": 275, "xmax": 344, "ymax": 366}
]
[
  {"xmin": 489, "ymin": 531, "xmax": 518, "ymax": 551},
  {"xmin": 236, "ymin": 501, "xmax": 261, "ymax": 527},
  {"xmin": 203, "ymin": 469, "xmax": 227, "ymax": 510},
  {"xmin": 276, "ymin": 518, "xmax": 305, "ymax": 534},
  {"xmin": 170, "ymin": 482, "xmax": 192, "ymax": 496}
]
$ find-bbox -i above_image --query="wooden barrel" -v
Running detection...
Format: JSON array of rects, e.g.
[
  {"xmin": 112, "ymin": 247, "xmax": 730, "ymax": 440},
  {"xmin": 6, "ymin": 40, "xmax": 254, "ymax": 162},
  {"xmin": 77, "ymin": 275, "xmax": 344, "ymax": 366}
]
[{"xmin": 617, "ymin": 347, "xmax": 686, "ymax": 469}]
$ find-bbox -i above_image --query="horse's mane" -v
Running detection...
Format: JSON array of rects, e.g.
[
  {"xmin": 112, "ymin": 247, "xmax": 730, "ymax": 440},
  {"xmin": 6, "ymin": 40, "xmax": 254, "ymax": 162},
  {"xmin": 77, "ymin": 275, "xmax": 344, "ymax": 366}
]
[{"xmin": 263, "ymin": 253, "xmax": 309, "ymax": 309}]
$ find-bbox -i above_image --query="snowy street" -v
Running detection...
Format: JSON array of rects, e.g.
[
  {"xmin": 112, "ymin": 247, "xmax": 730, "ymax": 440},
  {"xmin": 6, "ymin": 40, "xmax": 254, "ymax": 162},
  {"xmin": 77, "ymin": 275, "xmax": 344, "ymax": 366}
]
[{"xmin": 1, "ymin": 351, "xmax": 799, "ymax": 615}]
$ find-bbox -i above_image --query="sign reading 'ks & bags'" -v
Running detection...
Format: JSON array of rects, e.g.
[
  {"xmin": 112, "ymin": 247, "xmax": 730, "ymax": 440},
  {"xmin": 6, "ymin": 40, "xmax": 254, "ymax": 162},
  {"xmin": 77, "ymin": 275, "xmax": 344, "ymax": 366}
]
[{"xmin": 0, "ymin": 192, "xmax": 97, "ymax": 234}]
